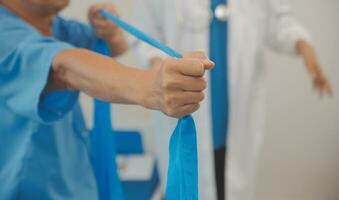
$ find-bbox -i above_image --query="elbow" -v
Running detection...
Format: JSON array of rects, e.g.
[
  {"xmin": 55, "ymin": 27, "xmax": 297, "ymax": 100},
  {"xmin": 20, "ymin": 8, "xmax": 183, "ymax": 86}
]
[{"xmin": 52, "ymin": 48, "xmax": 87, "ymax": 90}]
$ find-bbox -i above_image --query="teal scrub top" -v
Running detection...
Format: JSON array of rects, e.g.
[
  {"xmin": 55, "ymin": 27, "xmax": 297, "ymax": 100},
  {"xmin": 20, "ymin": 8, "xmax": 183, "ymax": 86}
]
[{"xmin": 0, "ymin": 6, "xmax": 100, "ymax": 200}]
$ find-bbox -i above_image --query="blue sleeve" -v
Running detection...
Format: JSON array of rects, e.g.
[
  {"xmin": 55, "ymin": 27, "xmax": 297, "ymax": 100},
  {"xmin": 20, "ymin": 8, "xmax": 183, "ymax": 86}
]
[
  {"xmin": 0, "ymin": 17, "xmax": 79, "ymax": 123},
  {"xmin": 53, "ymin": 17, "xmax": 98, "ymax": 50}
]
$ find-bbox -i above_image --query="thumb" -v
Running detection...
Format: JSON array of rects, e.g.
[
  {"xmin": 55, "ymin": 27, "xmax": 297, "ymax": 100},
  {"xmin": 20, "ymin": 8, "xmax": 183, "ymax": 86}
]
[
  {"xmin": 182, "ymin": 52, "xmax": 214, "ymax": 70},
  {"xmin": 202, "ymin": 59, "xmax": 215, "ymax": 70}
]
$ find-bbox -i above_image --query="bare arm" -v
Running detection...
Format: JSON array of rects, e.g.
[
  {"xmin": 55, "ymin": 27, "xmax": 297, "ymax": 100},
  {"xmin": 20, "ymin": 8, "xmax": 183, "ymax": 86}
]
[
  {"xmin": 265, "ymin": 0, "xmax": 332, "ymax": 97},
  {"xmin": 49, "ymin": 48, "xmax": 149, "ymax": 104},
  {"xmin": 48, "ymin": 49, "xmax": 214, "ymax": 118},
  {"xmin": 296, "ymin": 40, "xmax": 333, "ymax": 97}
]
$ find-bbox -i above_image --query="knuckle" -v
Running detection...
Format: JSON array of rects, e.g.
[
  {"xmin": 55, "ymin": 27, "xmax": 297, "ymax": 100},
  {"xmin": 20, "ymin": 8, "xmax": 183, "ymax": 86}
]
[
  {"xmin": 162, "ymin": 59, "xmax": 174, "ymax": 73},
  {"xmin": 183, "ymin": 104, "xmax": 199, "ymax": 115},
  {"xmin": 164, "ymin": 95, "xmax": 174, "ymax": 107},
  {"xmin": 193, "ymin": 61, "xmax": 204, "ymax": 75},
  {"xmin": 200, "ymin": 79, "xmax": 207, "ymax": 90},
  {"xmin": 161, "ymin": 82, "xmax": 169, "ymax": 90},
  {"xmin": 161, "ymin": 81, "xmax": 168, "ymax": 90},
  {"xmin": 192, "ymin": 104, "xmax": 200, "ymax": 111},
  {"xmin": 195, "ymin": 51, "xmax": 207, "ymax": 59},
  {"xmin": 162, "ymin": 78, "xmax": 174, "ymax": 90},
  {"xmin": 164, "ymin": 92, "xmax": 180, "ymax": 107},
  {"xmin": 165, "ymin": 107, "xmax": 177, "ymax": 117},
  {"xmin": 164, "ymin": 57, "xmax": 175, "ymax": 66},
  {"xmin": 198, "ymin": 92, "xmax": 205, "ymax": 101}
]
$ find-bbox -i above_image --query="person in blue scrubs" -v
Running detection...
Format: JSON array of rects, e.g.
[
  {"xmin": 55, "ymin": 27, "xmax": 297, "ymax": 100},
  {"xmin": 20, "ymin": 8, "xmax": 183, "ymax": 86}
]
[{"xmin": 0, "ymin": 1, "xmax": 214, "ymax": 199}]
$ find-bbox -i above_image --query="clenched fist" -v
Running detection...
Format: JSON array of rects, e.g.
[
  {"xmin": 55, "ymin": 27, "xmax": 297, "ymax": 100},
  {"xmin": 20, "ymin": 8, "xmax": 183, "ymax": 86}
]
[{"xmin": 144, "ymin": 52, "xmax": 214, "ymax": 118}]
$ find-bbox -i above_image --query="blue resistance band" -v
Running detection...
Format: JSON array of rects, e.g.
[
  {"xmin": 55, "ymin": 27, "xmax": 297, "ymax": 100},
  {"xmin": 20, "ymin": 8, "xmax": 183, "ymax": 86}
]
[
  {"xmin": 91, "ymin": 40, "xmax": 124, "ymax": 200},
  {"xmin": 100, "ymin": 10, "xmax": 198, "ymax": 200}
]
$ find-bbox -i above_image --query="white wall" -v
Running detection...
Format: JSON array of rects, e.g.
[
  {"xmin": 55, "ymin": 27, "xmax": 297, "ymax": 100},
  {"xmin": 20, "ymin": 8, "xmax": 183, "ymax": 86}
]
[
  {"xmin": 62, "ymin": 0, "xmax": 339, "ymax": 199},
  {"xmin": 256, "ymin": 0, "xmax": 339, "ymax": 200}
]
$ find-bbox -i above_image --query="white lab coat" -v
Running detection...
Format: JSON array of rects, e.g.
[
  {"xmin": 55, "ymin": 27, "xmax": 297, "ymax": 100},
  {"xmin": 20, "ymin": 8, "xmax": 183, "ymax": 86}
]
[{"xmin": 134, "ymin": 0, "xmax": 311, "ymax": 199}]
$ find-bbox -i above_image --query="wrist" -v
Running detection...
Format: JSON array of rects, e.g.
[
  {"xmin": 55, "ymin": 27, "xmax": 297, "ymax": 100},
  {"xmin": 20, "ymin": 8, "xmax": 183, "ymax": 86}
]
[{"xmin": 136, "ymin": 68, "xmax": 161, "ymax": 110}]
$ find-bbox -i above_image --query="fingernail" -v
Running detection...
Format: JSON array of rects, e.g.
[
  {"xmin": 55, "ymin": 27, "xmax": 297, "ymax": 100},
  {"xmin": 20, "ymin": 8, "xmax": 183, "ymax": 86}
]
[{"xmin": 203, "ymin": 59, "xmax": 214, "ymax": 66}]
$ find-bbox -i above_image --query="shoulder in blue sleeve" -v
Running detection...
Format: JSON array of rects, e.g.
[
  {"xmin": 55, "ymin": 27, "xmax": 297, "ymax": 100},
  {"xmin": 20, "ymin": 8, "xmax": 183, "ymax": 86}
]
[
  {"xmin": 53, "ymin": 16, "xmax": 98, "ymax": 50},
  {"xmin": 0, "ymin": 6, "xmax": 78, "ymax": 123}
]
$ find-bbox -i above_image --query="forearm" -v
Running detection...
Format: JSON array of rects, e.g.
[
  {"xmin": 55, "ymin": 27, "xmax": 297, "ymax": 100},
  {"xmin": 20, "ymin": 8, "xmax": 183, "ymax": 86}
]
[
  {"xmin": 296, "ymin": 40, "xmax": 317, "ymax": 66},
  {"xmin": 296, "ymin": 40, "xmax": 333, "ymax": 97},
  {"xmin": 50, "ymin": 48, "xmax": 151, "ymax": 106},
  {"xmin": 48, "ymin": 49, "xmax": 214, "ymax": 118}
]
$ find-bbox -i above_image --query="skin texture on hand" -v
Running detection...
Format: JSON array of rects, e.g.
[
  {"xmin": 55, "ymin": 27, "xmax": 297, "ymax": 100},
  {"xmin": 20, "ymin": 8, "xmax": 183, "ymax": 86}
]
[
  {"xmin": 88, "ymin": 3, "xmax": 128, "ymax": 57},
  {"xmin": 148, "ymin": 52, "xmax": 214, "ymax": 118},
  {"xmin": 296, "ymin": 40, "xmax": 333, "ymax": 97}
]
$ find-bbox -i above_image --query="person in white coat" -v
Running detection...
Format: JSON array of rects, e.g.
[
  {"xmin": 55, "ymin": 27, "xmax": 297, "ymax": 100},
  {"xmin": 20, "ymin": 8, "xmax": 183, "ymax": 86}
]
[{"xmin": 133, "ymin": 0, "xmax": 332, "ymax": 200}]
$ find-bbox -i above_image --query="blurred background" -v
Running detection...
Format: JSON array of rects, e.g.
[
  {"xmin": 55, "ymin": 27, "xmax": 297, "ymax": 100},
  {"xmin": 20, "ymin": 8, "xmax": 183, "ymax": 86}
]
[{"xmin": 62, "ymin": 0, "xmax": 339, "ymax": 200}]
